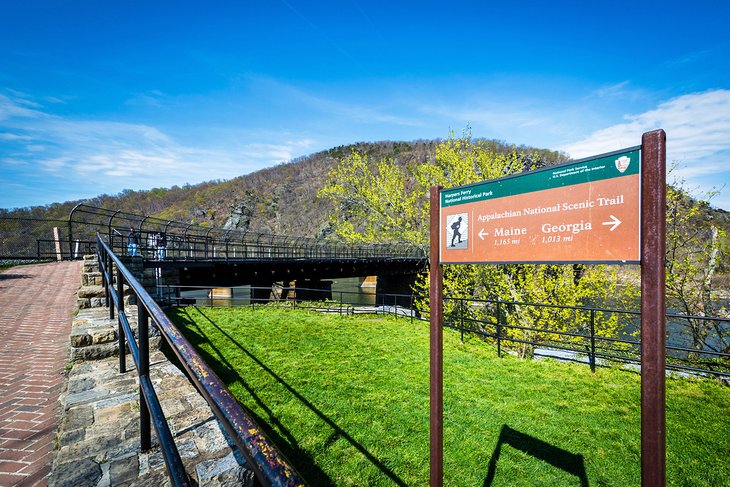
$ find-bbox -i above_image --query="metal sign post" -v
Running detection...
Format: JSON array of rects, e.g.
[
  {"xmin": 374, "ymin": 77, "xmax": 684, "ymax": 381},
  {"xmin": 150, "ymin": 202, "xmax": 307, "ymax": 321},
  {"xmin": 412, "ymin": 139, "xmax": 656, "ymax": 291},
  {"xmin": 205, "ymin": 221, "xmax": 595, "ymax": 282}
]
[
  {"xmin": 429, "ymin": 185, "xmax": 443, "ymax": 487},
  {"xmin": 429, "ymin": 129, "xmax": 667, "ymax": 486},
  {"xmin": 640, "ymin": 129, "xmax": 666, "ymax": 487}
]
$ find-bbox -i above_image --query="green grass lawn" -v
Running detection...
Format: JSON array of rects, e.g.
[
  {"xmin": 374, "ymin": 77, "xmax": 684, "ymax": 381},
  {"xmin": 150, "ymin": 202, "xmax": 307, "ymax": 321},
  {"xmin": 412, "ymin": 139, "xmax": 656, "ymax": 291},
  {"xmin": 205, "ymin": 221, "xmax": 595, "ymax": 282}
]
[{"xmin": 167, "ymin": 306, "xmax": 730, "ymax": 486}]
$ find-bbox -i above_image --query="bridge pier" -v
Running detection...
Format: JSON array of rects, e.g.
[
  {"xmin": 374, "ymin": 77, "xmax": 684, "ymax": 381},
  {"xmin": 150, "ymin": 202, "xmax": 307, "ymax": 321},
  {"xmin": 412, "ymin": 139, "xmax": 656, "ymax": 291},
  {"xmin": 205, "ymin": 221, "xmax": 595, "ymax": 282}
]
[
  {"xmin": 376, "ymin": 273, "xmax": 419, "ymax": 309},
  {"xmin": 294, "ymin": 279, "xmax": 333, "ymax": 302},
  {"xmin": 251, "ymin": 281, "xmax": 275, "ymax": 304},
  {"xmin": 209, "ymin": 288, "xmax": 233, "ymax": 306}
]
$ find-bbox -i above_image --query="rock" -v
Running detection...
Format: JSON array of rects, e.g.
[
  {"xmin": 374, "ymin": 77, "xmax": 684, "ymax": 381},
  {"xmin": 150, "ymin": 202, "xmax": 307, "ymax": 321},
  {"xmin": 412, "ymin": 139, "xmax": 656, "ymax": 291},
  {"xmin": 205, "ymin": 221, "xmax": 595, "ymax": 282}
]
[
  {"xmin": 109, "ymin": 453, "xmax": 140, "ymax": 484},
  {"xmin": 78, "ymin": 286, "xmax": 106, "ymax": 299},
  {"xmin": 197, "ymin": 452, "xmax": 254, "ymax": 487},
  {"xmin": 70, "ymin": 342, "xmax": 119, "ymax": 362},
  {"xmin": 50, "ymin": 458, "xmax": 102, "ymax": 487}
]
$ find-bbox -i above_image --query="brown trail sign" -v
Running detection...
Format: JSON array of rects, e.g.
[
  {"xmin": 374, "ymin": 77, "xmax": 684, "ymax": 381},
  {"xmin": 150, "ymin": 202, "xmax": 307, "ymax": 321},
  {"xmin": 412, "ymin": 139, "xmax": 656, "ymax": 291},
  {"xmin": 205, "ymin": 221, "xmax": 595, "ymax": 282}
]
[
  {"xmin": 429, "ymin": 130, "xmax": 666, "ymax": 487},
  {"xmin": 439, "ymin": 147, "xmax": 641, "ymax": 264}
]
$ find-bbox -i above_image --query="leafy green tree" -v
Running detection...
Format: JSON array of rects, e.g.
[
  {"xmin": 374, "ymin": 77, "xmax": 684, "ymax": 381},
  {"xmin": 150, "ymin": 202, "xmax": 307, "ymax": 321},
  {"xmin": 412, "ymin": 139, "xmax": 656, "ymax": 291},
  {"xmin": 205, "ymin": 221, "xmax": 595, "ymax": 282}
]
[
  {"xmin": 319, "ymin": 131, "xmax": 637, "ymax": 358},
  {"xmin": 665, "ymin": 175, "xmax": 729, "ymax": 355}
]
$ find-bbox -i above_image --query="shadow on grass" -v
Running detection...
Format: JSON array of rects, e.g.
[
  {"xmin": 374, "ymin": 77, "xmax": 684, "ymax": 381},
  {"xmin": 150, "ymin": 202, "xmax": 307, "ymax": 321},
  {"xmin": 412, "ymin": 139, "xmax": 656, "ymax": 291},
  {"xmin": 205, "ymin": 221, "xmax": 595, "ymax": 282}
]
[
  {"xmin": 177, "ymin": 307, "xmax": 408, "ymax": 487},
  {"xmin": 483, "ymin": 425, "xmax": 589, "ymax": 487}
]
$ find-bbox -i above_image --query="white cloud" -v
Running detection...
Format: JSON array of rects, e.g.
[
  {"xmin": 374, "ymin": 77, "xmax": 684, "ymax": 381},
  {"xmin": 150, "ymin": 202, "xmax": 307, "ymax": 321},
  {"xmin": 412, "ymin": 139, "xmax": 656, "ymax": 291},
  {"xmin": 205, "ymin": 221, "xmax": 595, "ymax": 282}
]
[
  {"xmin": 593, "ymin": 81, "xmax": 631, "ymax": 99},
  {"xmin": 0, "ymin": 132, "xmax": 33, "ymax": 141},
  {"xmin": 559, "ymin": 89, "xmax": 730, "ymax": 209},
  {"xmin": 0, "ymin": 91, "xmax": 318, "ymax": 207},
  {"xmin": 248, "ymin": 76, "xmax": 424, "ymax": 128},
  {"xmin": 0, "ymin": 93, "xmax": 46, "ymax": 121},
  {"xmin": 559, "ymin": 90, "xmax": 730, "ymax": 160}
]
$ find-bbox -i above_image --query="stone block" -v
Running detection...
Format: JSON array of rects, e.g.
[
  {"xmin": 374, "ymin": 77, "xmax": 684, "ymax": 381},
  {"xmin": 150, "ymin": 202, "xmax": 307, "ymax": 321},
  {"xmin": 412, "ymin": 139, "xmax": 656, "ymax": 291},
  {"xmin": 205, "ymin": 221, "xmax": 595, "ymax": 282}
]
[
  {"xmin": 70, "ymin": 331, "xmax": 93, "ymax": 348},
  {"xmin": 70, "ymin": 342, "xmax": 119, "ymax": 362},
  {"xmin": 78, "ymin": 286, "xmax": 105, "ymax": 299},
  {"xmin": 77, "ymin": 298, "xmax": 91, "ymax": 309},
  {"xmin": 50, "ymin": 458, "xmax": 102, "ymax": 487},
  {"xmin": 196, "ymin": 452, "xmax": 253, "ymax": 487},
  {"xmin": 60, "ymin": 405, "xmax": 94, "ymax": 431},
  {"xmin": 82, "ymin": 272, "xmax": 103, "ymax": 286},
  {"xmin": 59, "ymin": 427, "xmax": 85, "ymax": 446},
  {"xmin": 68, "ymin": 376, "xmax": 96, "ymax": 394},
  {"xmin": 109, "ymin": 453, "xmax": 139, "ymax": 485},
  {"xmin": 90, "ymin": 327, "xmax": 117, "ymax": 344}
]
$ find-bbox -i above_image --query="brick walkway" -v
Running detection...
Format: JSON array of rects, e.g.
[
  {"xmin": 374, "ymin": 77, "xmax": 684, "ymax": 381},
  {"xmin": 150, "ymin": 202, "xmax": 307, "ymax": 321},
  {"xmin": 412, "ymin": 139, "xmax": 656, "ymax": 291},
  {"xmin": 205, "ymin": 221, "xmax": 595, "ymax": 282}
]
[{"xmin": 0, "ymin": 261, "xmax": 82, "ymax": 487}]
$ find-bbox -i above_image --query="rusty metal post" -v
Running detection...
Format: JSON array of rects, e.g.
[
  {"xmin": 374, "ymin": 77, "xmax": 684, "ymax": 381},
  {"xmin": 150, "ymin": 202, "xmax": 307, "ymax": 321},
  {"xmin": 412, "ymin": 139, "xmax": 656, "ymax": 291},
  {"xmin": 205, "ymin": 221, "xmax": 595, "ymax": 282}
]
[
  {"xmin": 108, "ymin": 253, "xmax": 115, "ymax": 320},
  {"xmin": 641, "ymin": 129, "xmax": 666, "ymax": 487},
  {"xmin": 117, "ymin": 265, "xmax": 126, "ymax": 374},
  {"xmin": 138, "ymin": 303, "xmax": 151, "ymax": 451},
  {"xmin": 429, "ymin": 185, "xmax": 443, "ymax": 487}
]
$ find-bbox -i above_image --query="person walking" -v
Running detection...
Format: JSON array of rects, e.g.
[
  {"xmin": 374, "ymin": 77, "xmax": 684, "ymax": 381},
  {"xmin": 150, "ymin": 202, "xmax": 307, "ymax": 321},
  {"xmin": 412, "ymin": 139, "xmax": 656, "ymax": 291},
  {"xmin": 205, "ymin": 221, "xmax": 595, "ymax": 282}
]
[
  {"xmin": 127, "ymin": 227, "xmax": 139, "ymax": 256},
  {"xmin": 156, "ymin": 232, "xmax": 166, "ymax": 260}
]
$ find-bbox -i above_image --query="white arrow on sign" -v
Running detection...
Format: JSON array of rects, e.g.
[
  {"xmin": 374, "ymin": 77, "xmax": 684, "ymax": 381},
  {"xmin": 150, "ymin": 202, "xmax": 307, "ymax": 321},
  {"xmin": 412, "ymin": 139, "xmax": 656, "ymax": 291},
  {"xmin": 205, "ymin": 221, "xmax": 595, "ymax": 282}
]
[
  {"xmin": 479, "ymin": 229, "xmax": 488, "ymax": 240},
  {"xmin": 602, "ymin": 215, "xmax": 622, "ymax": 232}
]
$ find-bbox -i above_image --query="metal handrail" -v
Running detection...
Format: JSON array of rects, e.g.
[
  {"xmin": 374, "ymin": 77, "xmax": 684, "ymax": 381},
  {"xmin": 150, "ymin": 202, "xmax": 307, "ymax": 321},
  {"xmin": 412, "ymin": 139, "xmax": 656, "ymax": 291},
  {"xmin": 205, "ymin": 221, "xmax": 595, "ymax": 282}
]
[
  {"xmin": 97, "ymin": 239, "xmax": 189, "ymax": 486},
  {"xmin": 96, "ymin": 234, "xmax": 306, "ymax": 486}
]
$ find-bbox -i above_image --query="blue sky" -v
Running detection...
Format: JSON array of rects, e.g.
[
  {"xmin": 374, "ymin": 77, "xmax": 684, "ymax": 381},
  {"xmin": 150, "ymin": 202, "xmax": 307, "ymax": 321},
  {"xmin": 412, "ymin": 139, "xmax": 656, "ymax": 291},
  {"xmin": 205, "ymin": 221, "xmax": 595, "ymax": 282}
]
[{"xmin": 2, "ymin": 1, "xmax": 729, "ymax": 210}]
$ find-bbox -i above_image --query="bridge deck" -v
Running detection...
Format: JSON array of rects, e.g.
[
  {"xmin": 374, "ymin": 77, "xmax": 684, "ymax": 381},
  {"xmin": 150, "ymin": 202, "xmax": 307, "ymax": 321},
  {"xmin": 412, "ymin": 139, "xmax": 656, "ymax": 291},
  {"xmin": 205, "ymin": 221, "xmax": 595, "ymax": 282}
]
[{"xmin": 0, "ymin": 261, "xmax": 81, "ymax": 486}]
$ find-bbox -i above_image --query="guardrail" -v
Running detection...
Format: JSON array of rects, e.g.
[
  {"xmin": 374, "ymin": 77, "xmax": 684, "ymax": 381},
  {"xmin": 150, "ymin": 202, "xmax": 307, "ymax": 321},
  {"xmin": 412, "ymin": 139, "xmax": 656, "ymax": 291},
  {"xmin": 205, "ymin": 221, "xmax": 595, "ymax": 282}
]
[
  {"xmin": 1, "ymin": 204, "xmax": 425, "ymax": 261},
  {"xmin": 0, "ymin": 216, "xmax": 92, "ymax": 260},
  {"xmin": 445, "ymin": 297, "xmax": 730, "ymax": 378},
  {"xmin": 96, "ymin": 234, "xmax": 306, "ymax": 486},
  {"xmin": 73, "ymin": 204, "xmax": 424, "ymax": 261}
]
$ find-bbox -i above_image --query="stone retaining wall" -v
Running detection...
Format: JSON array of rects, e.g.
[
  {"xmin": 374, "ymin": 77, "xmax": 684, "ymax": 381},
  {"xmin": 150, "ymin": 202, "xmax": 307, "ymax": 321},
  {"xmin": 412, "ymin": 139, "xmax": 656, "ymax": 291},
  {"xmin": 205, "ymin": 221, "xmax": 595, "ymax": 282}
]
[{"xmin": 51, "ymin": 262, "xmax": 253, "ymax": 486}]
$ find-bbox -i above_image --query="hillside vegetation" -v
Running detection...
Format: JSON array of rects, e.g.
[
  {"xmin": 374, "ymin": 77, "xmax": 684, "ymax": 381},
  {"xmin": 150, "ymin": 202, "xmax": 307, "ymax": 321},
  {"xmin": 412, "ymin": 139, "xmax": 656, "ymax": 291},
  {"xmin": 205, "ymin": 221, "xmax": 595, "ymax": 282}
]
[{"xmin": 1, "ymin": 139, "xmax": 564, "ymax": 237}]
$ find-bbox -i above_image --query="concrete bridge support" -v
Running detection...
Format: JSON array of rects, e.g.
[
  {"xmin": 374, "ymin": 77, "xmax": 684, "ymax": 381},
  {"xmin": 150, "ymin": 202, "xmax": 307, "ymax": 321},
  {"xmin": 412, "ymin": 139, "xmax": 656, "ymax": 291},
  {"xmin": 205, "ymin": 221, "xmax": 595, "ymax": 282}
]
[
  {"xmin": 376, "ymin": 272, "xmax": 419, "ymax": 309},
  {"xmin": 294, "ymin": 279, "xmax": 333, "ymax": 302},
  {"xmin": 251, "ymin": 280, "xmax": 275, "ymax": 304}
]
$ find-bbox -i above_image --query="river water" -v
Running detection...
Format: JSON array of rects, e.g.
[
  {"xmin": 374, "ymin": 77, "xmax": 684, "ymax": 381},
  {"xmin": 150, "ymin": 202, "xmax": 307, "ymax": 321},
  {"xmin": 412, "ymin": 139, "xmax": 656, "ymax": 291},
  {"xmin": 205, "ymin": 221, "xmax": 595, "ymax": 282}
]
[{"xmin": 177, "ymin": 276, "xmax": 377, "ymax": 307}]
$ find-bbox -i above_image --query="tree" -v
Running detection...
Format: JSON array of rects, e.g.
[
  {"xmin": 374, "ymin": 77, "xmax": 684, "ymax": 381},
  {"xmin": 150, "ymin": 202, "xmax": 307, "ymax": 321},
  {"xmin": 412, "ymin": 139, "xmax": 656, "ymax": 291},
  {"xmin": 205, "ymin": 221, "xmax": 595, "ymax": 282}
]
[
  {"xmin": 319, "ymin": 131, "xmax": 637, "ymax": 358},
  {"xmin": 665, "ymin": 175, "xmax": 729, "ymax": 356}
]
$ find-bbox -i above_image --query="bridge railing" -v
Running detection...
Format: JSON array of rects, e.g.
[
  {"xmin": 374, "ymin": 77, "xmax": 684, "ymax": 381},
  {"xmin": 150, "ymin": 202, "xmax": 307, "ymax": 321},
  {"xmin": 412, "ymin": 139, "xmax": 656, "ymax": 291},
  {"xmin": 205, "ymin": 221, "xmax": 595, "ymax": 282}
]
[
  {"xmin": 96, "ymin": 234, "xmax": 305, "ymax": 486},
  {"xmin": 68, "ymin": 203, "xmax": 424, "ymax": 261},
  {"xmin": 0, "ymin": 216, "xmax": 96, "ymax": 260}
]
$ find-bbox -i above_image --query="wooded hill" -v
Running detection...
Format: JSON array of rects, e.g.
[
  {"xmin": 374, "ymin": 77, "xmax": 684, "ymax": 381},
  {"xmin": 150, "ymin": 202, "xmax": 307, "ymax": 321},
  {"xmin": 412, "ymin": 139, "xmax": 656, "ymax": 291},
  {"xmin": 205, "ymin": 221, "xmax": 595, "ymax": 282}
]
[
  {"xmin": 0, "ymin": 140, "xmax": 567, "ymax": 237},
  {"xmin": 2, "ymin": 138, "xmax": 728, "ymax": 242}
]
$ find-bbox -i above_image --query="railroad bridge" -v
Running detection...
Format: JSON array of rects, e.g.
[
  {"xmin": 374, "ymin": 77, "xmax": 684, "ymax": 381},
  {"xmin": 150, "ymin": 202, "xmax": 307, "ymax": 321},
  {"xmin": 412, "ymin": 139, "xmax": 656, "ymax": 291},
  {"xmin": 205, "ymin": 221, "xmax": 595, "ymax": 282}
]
[{"xmin": 59, "ymin": 204, "xmax": 428, "ymax": 305}]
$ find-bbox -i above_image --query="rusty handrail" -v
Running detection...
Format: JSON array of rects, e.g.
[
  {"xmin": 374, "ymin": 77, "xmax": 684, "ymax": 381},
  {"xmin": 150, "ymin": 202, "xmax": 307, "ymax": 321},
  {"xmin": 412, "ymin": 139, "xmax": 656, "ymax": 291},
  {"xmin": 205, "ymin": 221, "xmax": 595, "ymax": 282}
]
[{"xmin": 97, "ymin": 234, "xmax": 306, "ymax": 486}]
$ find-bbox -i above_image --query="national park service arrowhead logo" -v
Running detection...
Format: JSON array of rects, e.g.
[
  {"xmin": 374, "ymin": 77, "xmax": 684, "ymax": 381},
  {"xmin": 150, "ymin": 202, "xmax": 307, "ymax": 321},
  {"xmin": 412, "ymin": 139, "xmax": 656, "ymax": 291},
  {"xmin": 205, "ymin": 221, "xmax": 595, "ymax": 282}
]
[{"xmin": 615, "ymin": 156, "xmax": 631, "ymax": 173}]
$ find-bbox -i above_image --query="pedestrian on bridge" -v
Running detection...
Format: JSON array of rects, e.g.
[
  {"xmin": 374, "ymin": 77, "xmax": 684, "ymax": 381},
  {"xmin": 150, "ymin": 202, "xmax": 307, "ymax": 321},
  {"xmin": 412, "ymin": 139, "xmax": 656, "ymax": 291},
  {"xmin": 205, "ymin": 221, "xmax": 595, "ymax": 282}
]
[
  {"xmin": 156, "ymin": 232, "xmax": 166, "ymax": 260},
  {"xmin": 128, "ymin": 227, "xmax": 140, "ymax": 256}
]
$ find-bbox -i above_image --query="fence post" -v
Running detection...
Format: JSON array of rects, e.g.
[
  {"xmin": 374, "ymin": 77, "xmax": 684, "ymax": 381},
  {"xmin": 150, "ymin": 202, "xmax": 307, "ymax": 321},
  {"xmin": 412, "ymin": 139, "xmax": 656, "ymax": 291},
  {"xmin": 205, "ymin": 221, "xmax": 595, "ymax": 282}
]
[
  {"xmin": 460, "ymin": 299, "xmax": 464, "ymax": 342},
  {"xmin": 108, "ymin": 254, "xmax": 115, "ymax": 320},
  {"xmin": 117, "ymin": 265, "xmax": 126, "ymax": 373},
  {"xmin": 496, "ymin": 299, "xmax": 502, "ymax": 358},
  {"xmin": 102, "ymin": 254, "xmax": 110, "ymax": 309},
  {"xmin": 590, "ymin": 309, "xmax": 596, "ymax": 373},
  {"xmin": 138, "ymin": 303, "xmax": 151, "ymax": 451},
  {"xmin": 410, "ymin": 294, "xmax": 414, "ymax": 324}
]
